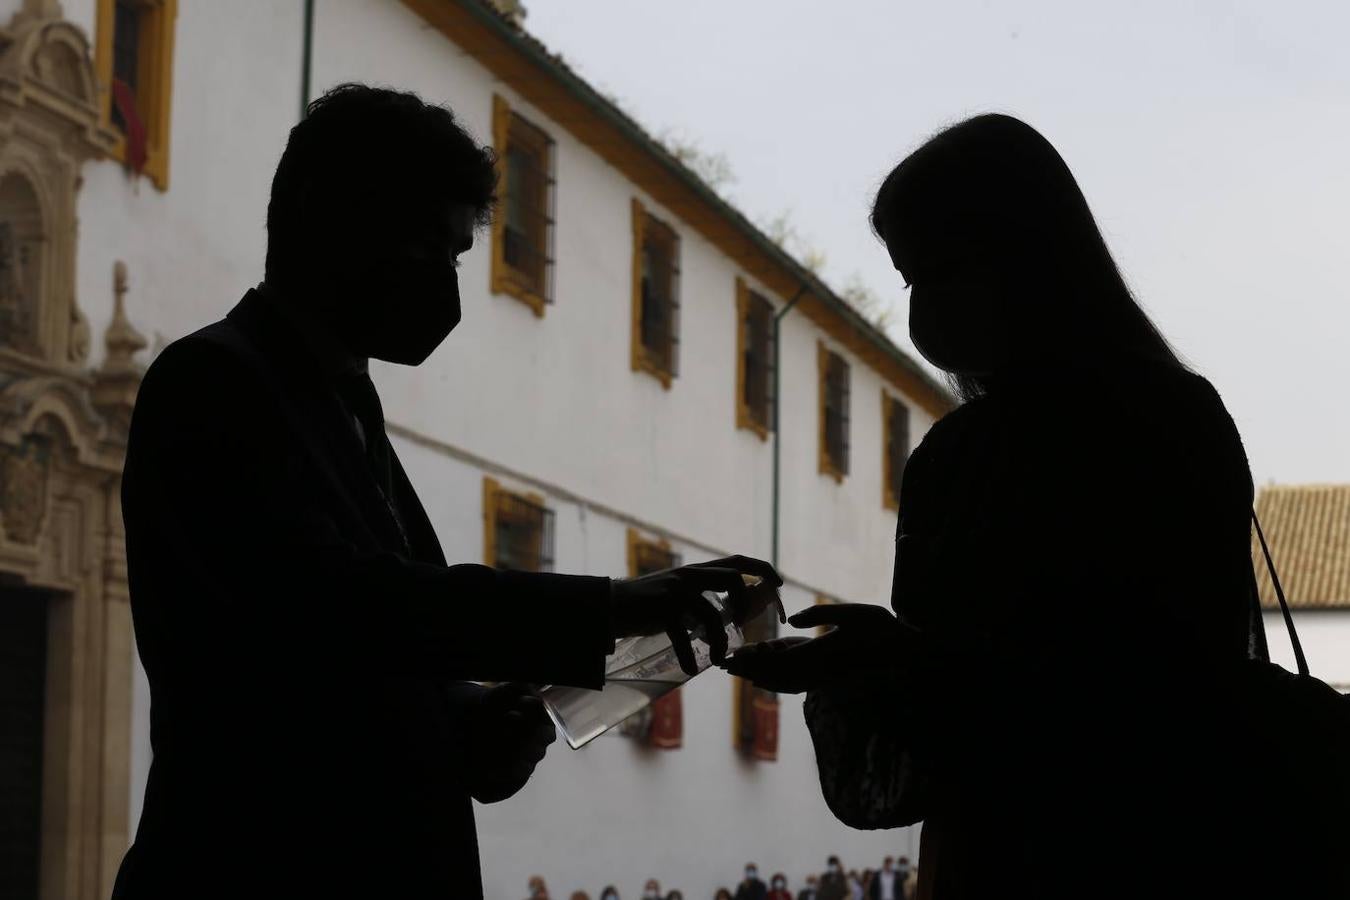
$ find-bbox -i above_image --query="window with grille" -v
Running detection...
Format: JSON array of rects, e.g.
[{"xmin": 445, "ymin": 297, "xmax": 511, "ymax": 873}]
[
  {"xmin": 491, "ymin": 96, "xmax": 555, "ymax": 315},
  {"xmin": 623, "ymin": 529, "xmax": 684, "ymax": 748},
  {"xmin": 883, "ymin": 392, "xmax": 911, "ymax": 511},
  {"xmin": 631, "ymin": 199, "xmax": 681, "ymax": 386},
  {"xmin": 483, "ymin": 478, "xmax": 555, "ymax": 573},
  {"xmin": 818, "ymin": 343, "xmax": 851, "ymax": 480},
  {"xmin": 110, "ymin": 2, "xmax": 141, "ymax": 134},
  {"xmin": 96, "ymin": 0, "xmax": 177, "ymax": 189},
  {"xmin": 734, "ymin": 586, "xmax": 781, "ymax": 761},
  {"xmin": 736, "ymin": 279, "xmax": 775, "ymax": 438}
]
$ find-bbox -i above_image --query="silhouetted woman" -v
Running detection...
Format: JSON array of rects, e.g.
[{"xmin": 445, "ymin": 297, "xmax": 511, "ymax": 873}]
[{"xmin": 726, "ymin": 115, "xmax": 1276, "ymax": 899}]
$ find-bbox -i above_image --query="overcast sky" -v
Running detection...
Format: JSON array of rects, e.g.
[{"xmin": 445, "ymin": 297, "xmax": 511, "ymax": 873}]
[{"xmin": 523, "ymin": 0, "xmax": 1349, "ymax": 486}]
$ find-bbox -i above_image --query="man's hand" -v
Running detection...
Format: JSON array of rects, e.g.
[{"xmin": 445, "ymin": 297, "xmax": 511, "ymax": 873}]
[
  {"xmin": 465, "ymin": 683, "xmax": 556, "ymax": 804},
  {"xmin": 610, "ymin": 555, "xmax": 784, "ymax": 676},
  {"xmin": 721, "ymin": 602, "xmax": 907, "ymax": 694}
]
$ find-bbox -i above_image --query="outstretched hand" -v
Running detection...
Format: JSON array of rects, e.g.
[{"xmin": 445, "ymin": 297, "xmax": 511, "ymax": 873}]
[
  {"xmin": 611, "ymin": 555, "xmax": 784, "ymax": 676},
  {"xmin": 721, "ymin": 602, "xmax": 907, "ymax": 694}
]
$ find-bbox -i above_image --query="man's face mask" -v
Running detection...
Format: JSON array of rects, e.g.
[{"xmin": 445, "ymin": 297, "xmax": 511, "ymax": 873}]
[{"xmin": 334, "ymin": 255, "xmax": 462, "ymax": 366}]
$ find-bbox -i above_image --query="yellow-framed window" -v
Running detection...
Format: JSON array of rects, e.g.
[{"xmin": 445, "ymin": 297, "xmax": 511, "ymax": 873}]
[
  {"xmin": 627, "ymin": 527, "xmax": 680, "ymax": 578},
  {"xmin": 630, "ymin": 198, "xmax": 680, "ymax": 387},
  {"xmin": 882, "ymin": 391, "xmax": 912, "ymax": 512},
  {"xmin": 733, "ymin": 584, "xmax": 781, "ymax": 760},
  {"xmin": 94, "ymin": 0, "xmax": 177, "ymax": 190},
  {"xmin": 735, "ymin": 278, "xmax": 774, "ymax": 440},
  {"xmin": 490, "ymin": 95, "xmax": 555, "ymax": 316},
  {"xmin": 818, "ymin": 342, "xmax": 850, "ymax": 481},
  {"xmin": 623, "ymin": 528, "xmax": 684, "ymax": 748},
  {"xmin": 483, "ymin": 477, "xmax": 554, "ymax": 572}
]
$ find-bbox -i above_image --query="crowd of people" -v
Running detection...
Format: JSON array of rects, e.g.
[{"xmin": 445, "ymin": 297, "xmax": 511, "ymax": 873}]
[{"xmin": 523, "ymin": 854, "xmax": 918, "ymax": 900}]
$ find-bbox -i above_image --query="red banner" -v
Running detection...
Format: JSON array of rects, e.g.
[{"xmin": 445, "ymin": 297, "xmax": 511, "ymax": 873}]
[
  {"xmin": 647, "ymin": 689, "xmax": 683, "ymax": 749},
  {"xmin": 111, "ymin": 79, "xmax": 148, "ymax": 176}
]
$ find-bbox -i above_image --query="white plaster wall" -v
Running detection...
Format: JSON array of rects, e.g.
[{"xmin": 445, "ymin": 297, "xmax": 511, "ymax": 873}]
[{"xmin": 1263, "ymin": 610, "xmax": 1350, "ymax": 690}]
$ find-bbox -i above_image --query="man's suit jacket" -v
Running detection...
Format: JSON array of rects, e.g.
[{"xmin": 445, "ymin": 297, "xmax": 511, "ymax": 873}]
[
  {"xmin": 867, "ymin": 870, "xmax": 902, "ymax": 900},
  {"xmin": 112, "ymin": 289, "xmax": 614, "ymax": 898}
]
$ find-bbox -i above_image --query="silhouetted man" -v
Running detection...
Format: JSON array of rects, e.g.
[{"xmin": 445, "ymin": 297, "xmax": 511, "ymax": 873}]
[{"xmin": 111, "ymin": 84, "xmax": 776, "ymax": 899}]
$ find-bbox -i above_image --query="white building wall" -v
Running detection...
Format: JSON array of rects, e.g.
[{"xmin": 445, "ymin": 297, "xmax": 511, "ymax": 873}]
[
  {"xmin": 1263, "ymin": 610, "xmax": 1350, "ymax": 691},
  {"xmin": 33, "ymin": 0, "xmax": 936, "ymax": 894}
]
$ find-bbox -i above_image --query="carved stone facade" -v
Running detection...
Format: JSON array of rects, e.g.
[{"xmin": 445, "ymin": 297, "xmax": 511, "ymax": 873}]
[{"xmin": 0, "ymin": 3, "xmax": 144, "ymax": 898}]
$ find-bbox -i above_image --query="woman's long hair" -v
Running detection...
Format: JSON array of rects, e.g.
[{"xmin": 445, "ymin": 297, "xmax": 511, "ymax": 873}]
[{"xmin": 871, "ymin": 114, "xmax": 1188, "ymax": 402}]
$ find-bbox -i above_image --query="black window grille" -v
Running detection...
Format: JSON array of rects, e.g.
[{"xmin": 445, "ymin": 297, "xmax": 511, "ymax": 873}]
[
  {"xmin": 640, "ymin": 216, "xmax": 680, "ymax": 377},
  {"xmin": 110, "ymin": 0, "xmax": 142, "ymax": 132},
  {"xmin": 493, "ymin": 491, "xmax": 555, "ymax": 573},
  {"xmin": 742, "ymin": 290, "xmax": 774, "ymax": 429},
  {"xmin": 824, "ymin": 351, "xmax": 851, "ymax": 475},
  {"xmin": 887, "ymin": 395, "xmax": 911, "ymax": 504},
  {"xmin": 502, "ymin": 113, "xmax": 555, "ymax": 303}
]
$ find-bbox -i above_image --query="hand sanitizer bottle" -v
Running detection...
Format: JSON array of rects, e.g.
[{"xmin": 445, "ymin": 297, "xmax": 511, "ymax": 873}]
[{"xmin": 542, "ymin": 577, "xmax": 779, "ymax": 749}]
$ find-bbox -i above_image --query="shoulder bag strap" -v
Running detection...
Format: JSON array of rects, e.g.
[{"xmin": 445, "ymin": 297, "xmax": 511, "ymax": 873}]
[{"xmin": 1252, "ymin": 509, "xmax": 1309, "ymax": 676}]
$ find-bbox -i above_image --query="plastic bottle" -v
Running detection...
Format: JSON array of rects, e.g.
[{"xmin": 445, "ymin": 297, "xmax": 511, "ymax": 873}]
[{"xmin": 541, "ymin": 578, "xmax": 778, "ymax": 749}]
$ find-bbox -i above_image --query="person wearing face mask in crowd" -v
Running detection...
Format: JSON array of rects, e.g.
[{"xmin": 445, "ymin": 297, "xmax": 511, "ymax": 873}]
[
  {"xmin": 894, "ymin": 857, "xmax": 914, "ymax": 900},
  {"xmin": 525, "ymin": 875, "xmax": 550, "ymax": 900},
  {"xmin": 795, "ymin": 875, "xmax": 819, "ymax": 900},
  {"xmin": 599, "ymin": 886, "xmax": 620, "ymax": 900},
  {"xmin": 766, "ymin": 872, "xmax": 791, "ymax": 900},
  {"xmin": 715, "ymin": 890, "xmax": 734, "ymax": 900},
  {"xmin": 816, "ymin": 857, "xmax": 848, "ymax": 900},
  {"xmin": 665, "ymin": 892, "xmax": 683, "ymax": 900},
  {"xmin": 642, "ymin": 879, "xmax": 662, "ymax": 900},
  {"xmin": 109, "ymin": 84, "xmax": 780, "ymax": 900},
  {"xmin": 734, "ymin": 863, "xmax": 767, "ymax": 900}
]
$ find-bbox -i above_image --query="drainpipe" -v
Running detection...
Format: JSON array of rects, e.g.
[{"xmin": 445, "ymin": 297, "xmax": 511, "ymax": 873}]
[
  {"xmin": 770, "ymin": 285, "xmax": 807, "ymax": 571},
  {"xmin": 300, "ymin": 0, "xmax": 315, "ymax": 119}
]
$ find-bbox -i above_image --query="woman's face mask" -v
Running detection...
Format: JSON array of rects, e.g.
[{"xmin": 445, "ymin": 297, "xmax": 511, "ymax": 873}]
[{"xmin": 886, "ymin": 226, "xmax": 1020, "ymax": 377}]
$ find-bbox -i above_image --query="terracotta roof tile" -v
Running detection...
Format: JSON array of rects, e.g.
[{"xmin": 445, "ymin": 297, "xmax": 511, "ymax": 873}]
[{"xmin": 1252, "ymin": 484, "xmax": 1350, "ymax": 609}]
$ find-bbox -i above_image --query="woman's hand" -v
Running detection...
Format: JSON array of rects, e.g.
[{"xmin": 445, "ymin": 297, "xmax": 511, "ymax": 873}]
[{"xmin": 721, "ymin": 602, "xmax": 908, "ymax": 694}]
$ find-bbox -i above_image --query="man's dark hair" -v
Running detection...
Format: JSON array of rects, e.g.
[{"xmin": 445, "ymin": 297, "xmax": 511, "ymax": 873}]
[{"xmin": 265, "ymin": 83, "xmax": 496, "ymax": 286}]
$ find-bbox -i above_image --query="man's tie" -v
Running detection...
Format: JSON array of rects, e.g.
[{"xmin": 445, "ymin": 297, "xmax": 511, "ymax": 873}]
[{"xmin": 336, "ymin": 371, "xmax": 409, "ymax": 551}]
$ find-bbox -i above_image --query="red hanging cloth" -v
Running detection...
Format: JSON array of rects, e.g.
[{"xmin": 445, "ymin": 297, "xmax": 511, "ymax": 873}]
[
  {"xmin": 647, "ymin": 689, "xmax": 683, "ymax": 750},
  {"xmin": 111, "ymin": 78, "xmax": 148, "ymax": 176}
]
